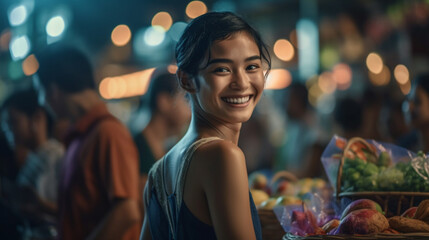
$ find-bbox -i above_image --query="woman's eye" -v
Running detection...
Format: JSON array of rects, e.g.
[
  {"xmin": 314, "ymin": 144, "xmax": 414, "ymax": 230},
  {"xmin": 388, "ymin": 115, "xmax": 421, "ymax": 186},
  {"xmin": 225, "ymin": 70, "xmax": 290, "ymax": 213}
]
[
  {"xmin": 247, "ymin": 64, "xmax": 259, "ymax": 71},
  {"xmin": 214, "ymin": 67, "xmax": 229, "ymax": 73}
]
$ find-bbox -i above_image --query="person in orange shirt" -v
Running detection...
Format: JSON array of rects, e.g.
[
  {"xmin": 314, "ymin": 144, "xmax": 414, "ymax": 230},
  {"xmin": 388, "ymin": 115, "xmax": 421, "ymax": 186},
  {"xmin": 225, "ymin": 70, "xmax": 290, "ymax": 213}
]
[{"xmin": 34, "ymin": 44, "xmax": 141, "ymax": 240}]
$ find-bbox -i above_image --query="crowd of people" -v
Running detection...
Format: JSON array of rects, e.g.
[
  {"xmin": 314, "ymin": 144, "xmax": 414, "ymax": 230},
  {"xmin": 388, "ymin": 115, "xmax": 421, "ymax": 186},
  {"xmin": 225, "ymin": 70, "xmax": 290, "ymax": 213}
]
[{"xmin": 0, "ymin": 10, "xmax": 429, "ymax": 240}]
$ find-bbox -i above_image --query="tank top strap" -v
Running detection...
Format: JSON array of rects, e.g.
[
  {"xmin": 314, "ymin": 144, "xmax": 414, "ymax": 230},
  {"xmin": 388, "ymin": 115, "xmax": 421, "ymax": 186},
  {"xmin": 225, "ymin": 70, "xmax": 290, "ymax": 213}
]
[
  {"xmin": 174, "ymin": 137, "xmax": 222, "ymax": 211},
  {"xmin": 148, "ymin": 158, "xmax": 176, "ymax": 236}
]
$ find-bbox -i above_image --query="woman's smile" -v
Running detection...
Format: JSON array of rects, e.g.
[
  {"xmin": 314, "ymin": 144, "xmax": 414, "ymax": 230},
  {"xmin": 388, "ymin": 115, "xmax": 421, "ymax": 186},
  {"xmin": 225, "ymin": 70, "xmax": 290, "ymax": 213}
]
[{"xmin": 221, "ymin": 95, "xmax": 253, "ymax": 107}]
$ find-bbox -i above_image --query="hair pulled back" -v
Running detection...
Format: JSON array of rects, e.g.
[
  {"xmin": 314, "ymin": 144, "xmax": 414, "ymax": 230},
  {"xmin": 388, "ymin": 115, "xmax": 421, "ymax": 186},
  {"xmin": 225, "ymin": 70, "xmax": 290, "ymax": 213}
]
[{"xmin": 175, "ymin": 11, "xmax": 271, "ymax": 78}]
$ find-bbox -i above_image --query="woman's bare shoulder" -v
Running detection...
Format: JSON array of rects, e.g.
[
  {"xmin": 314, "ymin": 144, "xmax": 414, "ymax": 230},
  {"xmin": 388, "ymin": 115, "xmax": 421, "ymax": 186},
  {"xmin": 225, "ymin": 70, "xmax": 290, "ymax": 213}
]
[
  {"xmin": 192, "ymin": 139, "xmax": 246, "ymax": 175},
  {"xmin": 197, "ymin": 138, "xmax": 244, "ymax": 160}
]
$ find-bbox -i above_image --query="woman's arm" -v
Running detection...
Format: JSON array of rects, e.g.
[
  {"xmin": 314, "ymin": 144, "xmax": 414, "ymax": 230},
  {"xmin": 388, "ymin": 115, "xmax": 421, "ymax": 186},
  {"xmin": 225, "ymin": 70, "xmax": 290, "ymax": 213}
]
[{"xmin": 199, "ymin": 140, "xmax": 257, "ymax": 240}]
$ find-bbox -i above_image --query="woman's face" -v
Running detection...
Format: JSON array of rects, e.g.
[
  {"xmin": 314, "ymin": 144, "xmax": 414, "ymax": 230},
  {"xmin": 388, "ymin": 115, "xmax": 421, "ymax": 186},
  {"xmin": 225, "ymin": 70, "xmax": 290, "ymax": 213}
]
[
  {"xmin": 192, "ymin": 31, "xmax": 265, "ymax": 124},
  {"xmin": 410, "ymin": 86, "xmax": 429, "ymax": 129}
]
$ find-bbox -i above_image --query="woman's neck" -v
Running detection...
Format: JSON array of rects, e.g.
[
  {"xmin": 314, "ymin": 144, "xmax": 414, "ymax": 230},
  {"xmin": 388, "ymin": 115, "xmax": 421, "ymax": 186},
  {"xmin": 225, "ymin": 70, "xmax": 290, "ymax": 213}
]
[{"xmin": 190, "ymin": 112, "xmax": 242, "ymax": 145}]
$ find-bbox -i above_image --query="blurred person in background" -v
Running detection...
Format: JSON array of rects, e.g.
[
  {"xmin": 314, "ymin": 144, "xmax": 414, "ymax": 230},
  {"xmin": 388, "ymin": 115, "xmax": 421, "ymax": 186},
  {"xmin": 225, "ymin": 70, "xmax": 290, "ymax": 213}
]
[
  {"xmin": 0, "ymin": 108, "xmax": 26, "ymax": 239},
  {"xmin": 385, "ymin": 100, "xmax": 418, "ymax": 151},
  {"xmin": 0, "ymin": 88, "xmax": 64, "ymax": 239},
  {"xmin": 0, "ymin": 110, "xmax": 18, "ymax": 184},
  {"xmin": 274, "ymin": 82, "xmax": 324, "ymax": 178},
  {"xmin": 238, "ymin": 107, "xmax": 276, "ymax": 174},
  {"xmin": 409, "ymin": 73, "xmax": 429, "ymax": 153},
  {"xmin": 34, "ymin": 43, "xmax": 141, "ymax": 240},
  {"xmin": 132, "ymin": 69, "xmax": 190, "ymax": 186},
  {"xmin": 361, "ymin": 87, "xmax": 384, "ymax": 141},
  {"xmin": 333, "ymin": 97, "xmax": 364, "ymax": 140}
]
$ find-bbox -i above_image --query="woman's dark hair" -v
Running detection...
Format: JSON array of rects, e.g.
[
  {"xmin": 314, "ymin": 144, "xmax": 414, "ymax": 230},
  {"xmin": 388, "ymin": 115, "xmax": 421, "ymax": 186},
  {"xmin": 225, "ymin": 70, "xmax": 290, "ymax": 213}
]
[
  {"xmin": 175, "ymin": 11, "xmax": 271, "ymax": 81},
  {"xmin": 1, "ymin": 88, "xmax": 54, "ymax": 136},
  {"xmin": 35, "ymin": 43, "xmax": 95, "ymax": 93},
  {"xmin": 145, "ymin": 69, "xmax": 180, "ymax": 113}
]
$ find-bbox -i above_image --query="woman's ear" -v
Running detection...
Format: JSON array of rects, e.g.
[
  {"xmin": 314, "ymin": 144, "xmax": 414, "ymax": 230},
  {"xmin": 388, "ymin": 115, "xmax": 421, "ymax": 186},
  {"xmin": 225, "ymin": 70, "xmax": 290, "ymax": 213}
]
[{"xmin": 177, "ymin": 70, "xmax": 197, "ymax": 93}]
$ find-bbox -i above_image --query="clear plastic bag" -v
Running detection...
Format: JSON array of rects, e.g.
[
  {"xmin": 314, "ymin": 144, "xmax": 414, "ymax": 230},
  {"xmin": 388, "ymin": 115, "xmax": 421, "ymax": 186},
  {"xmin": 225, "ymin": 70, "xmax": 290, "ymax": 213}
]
[
  {"xmin": 273, "ymin": 187, "xmax": 336, "ymax": 236},
  {"xmin": 321, "ymin": 135, "xmax": 429, "ymax": 193}
]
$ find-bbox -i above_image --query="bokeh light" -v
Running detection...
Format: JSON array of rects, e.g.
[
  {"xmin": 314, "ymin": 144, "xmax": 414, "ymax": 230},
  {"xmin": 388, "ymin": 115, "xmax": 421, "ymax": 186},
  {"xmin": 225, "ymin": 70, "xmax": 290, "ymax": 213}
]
[
  {"xmin": 297, "ymin": 19, "xmax": 319, "ymax": 80},
  {"xmin": 22, "ymin": 54, "xmax": 39, "ymax": 76},
  {"xmin": 152, "ymin": 12, "xmax": 173, "ymax": 31},
  {"xmin": 99, "ymin": 68, "xmax": 156, "ymax": 99},
  {"xmin": 273, "ymin": 39, "xmax": 295, "ymax": 62},
  {"xmin": 111, "ymin": 24, "xmax": 132, "ymax": 47},
  {"xmin": 186, "ymin": 1, "xmax": 208, "ymax": 19},
  {"xmin": 320, "ymin": 46, "xmax": 340, "ymax": 69},
  {"xmin": 393, "ymin": 64, "xmax": 409, "ymax": 85},
  {"xmin": 369, "ymin": 65, "xmax": 391, "ymax": 86},
  {"xmin": 46, "ymin": 16, "xmax": 66, "ymax": 37},
  {"xmin": 167, "ymin": 64, "xmax": 178, "ymax": 74},
  {"xmin": 265, "ymin": 69, "xmax": 292, "ymax": 90},
  {"xmin": 342, "ymin": 36, "xmax": 365, "ymax": 62},
  {"xmin": 318, "ymin": 72, "xmax": 336, "ymax": 94},
  {"xmin": 332, "ymin": 63, "xmax": 352, "ymax": 90},
  {"xmin": 366, "ymin": 52, "xmax": 383, "ymax": 74},
  {"xmin": 308, "ymin": 81, "xmax": 323, "ymax": 107},
  {"xmin": 144, "ymin": 26, "xmax": 165, "ymax": 46},
  {"xmin": 399, "ymin": 79, "xmax": 411, "ymax": 95},
  {"xmin": 10, "ymin": 35, "xmax": 30, "ymax": 60},
  {"xmin": 8, "ymin": 5, "xmax": 27, "ymax": 26},
  {"xmin": 168, "ymin": 21, "xmax": 187, "ymax": 42}
]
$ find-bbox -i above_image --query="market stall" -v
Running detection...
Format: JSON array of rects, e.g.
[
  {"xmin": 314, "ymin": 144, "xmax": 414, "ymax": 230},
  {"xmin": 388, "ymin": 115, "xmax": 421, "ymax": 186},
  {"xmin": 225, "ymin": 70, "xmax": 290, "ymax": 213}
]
[{"xmin": 251, "ymin": 136, "xmax": 429, "ymax": 239}]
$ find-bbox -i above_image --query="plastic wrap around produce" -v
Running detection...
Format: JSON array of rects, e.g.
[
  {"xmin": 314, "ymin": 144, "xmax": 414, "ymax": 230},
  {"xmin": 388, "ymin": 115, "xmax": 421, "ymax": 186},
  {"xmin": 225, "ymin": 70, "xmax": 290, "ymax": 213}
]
[{"xmin": 321, "ymin": 135, "xmax": 429, "ymax": 194}]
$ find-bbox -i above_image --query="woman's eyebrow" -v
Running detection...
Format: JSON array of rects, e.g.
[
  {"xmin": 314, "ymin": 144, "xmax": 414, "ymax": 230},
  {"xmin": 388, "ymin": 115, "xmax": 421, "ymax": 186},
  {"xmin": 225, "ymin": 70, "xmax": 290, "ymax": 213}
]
[
  {"xmin": 206, "ymin": 55, "xmax": 261, "ymax": 66},
  {"xmin": 206, "ymin": 58, "xmax": 232, "ymax": 65},
  {"xmin": 245, "ymin": 55, "xmax": 261, "ymax": 61}
]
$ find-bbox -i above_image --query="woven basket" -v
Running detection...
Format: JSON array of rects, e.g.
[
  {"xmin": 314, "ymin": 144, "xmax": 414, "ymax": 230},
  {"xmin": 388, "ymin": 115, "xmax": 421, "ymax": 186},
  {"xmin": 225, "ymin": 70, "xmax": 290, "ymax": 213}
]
[
  {"xmin": 281, "ymin": 137, "xmax": 429, "ymax": 239},
  {"xmin": 336, "ymin": 137, "xmax": 429, "ymax": 217},
  {"xmin": 258, "ymin": 209, "xmax": 286, "ymax": 240}
]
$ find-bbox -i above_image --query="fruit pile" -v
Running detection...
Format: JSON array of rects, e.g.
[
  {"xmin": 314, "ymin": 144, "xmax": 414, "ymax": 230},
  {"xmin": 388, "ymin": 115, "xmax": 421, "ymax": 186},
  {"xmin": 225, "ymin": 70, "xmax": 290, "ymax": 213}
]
[
  {"xmin": 332, "ymin": 137, "xmax": 429, "ymax": 192},
  {"xmin": 288, "ymin": 198, "xmax": 429, "ymax": 236},
  {"xmin": 249, "ymin": 171, "xmax": 331, "ymax": 210}
]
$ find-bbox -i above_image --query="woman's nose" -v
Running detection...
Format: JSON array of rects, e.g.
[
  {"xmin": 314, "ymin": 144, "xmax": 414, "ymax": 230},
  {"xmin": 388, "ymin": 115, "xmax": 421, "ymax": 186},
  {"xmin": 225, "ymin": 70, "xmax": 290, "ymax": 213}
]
[{"xmin": 231, "ymin": 70, "xmax": 250, "ymax": 89}]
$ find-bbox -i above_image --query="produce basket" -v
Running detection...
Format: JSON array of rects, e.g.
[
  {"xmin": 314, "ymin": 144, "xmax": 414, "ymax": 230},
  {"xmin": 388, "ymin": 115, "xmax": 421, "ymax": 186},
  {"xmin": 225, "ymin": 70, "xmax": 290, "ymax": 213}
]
[
  {"xmin": 253, "ymin": 170, "xmax": 334, "ymax": 240},
  {"xmin": 280, "ymin": 136, "xmax": 429, "ymax": 240},
  {"xmin": 337, "ymin": 191, "xmax": 429, "ymax": 217},
  {"xmin": 258, "ymin": 209, "xmax": 286, "ymax": 240},
  {"xmin": 322, "ymin": 136, "xmax": 429, "ymax": 217}
]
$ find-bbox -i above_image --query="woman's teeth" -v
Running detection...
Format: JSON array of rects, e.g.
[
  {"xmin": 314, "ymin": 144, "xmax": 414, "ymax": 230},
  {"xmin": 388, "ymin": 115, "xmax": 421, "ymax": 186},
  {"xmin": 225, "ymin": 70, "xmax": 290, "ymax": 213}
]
[{"xmin": 222, "ymin": 96, "xmax": 250, "ymax": 104}]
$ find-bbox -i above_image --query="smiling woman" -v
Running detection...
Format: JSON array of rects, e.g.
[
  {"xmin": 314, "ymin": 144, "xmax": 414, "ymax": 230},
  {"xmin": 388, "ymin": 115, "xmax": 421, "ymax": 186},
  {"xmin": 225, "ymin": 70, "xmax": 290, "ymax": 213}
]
[
  {"xmin": 140, "ymin": 11, "xmax": 271, "ymax": 240},
  {"xmin": 189, "ymin": 31, "xmax": 266, "ymax": 124}
]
